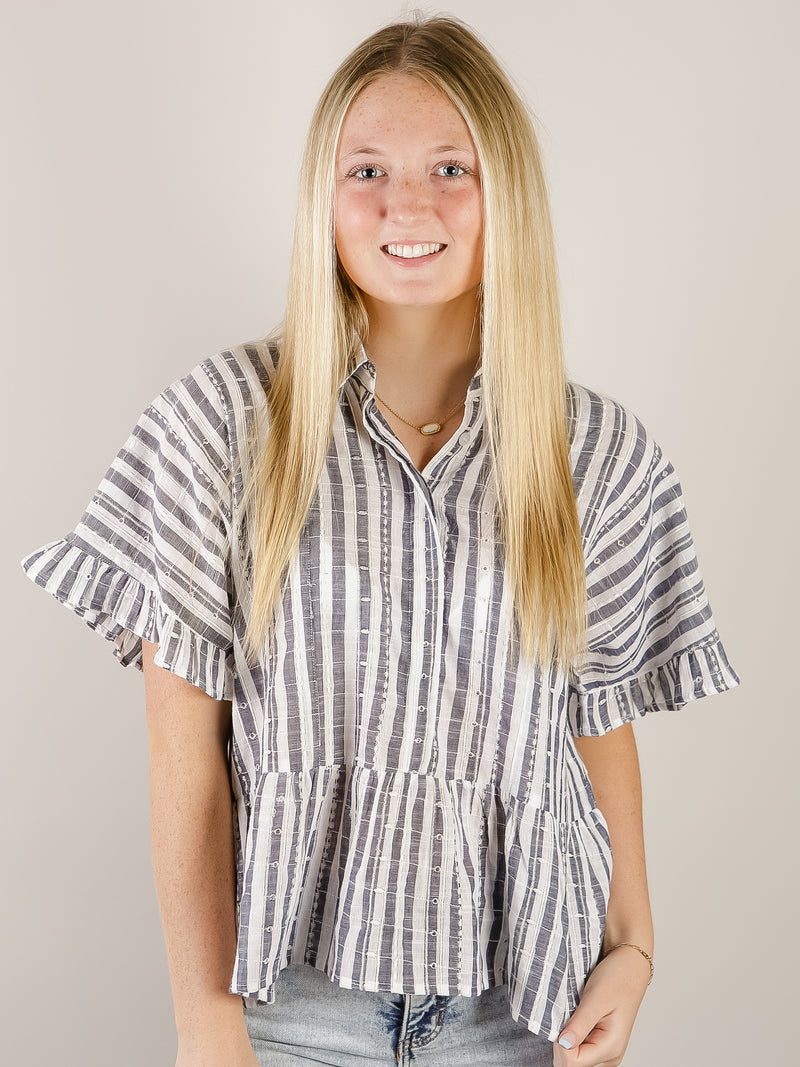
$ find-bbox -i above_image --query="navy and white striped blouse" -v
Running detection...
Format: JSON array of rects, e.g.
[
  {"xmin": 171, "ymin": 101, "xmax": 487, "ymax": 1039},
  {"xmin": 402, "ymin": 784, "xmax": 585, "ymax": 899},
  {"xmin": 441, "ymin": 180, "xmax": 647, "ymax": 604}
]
[{"xmin": 22, "ymin": 341, "xmax": 738, "ymax": 1039}]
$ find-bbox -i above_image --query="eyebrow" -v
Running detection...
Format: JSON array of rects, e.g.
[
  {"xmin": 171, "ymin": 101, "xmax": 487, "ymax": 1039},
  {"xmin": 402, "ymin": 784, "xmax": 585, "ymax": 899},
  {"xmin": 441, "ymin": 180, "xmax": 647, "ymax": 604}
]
[
  {"xmin": 338, "ymin": 143, "xmax": 476, "ymax": 161},
  {"xmin": 338, "ymin": 146, "xmax": 382, "ymax": 159}
]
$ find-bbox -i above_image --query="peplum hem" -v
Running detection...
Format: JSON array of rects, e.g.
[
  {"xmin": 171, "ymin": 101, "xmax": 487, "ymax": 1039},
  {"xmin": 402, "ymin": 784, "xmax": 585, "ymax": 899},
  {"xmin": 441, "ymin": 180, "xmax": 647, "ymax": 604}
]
[
  {"xmin": 230, "ymin": 763, "xmax": 611, "ymax": 1041},
  {"xmin": 21, "ymin": 537, "xmax": 233, "ymax": 701},
  {"xmin": 568, "ymin": 637, "xmax": 740, "ymax": 736}
]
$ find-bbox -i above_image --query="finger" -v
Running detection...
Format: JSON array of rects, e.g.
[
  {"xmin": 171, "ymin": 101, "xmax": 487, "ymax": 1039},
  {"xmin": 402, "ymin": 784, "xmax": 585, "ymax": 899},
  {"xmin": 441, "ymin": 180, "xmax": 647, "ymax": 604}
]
[
  {"xmin": 557, "ymin": 1019, "xmax": 626, "ymax": 1067},
  {"xmin": 557, "ymin": 1003, "xmax": 607, "ymax": 1053}
]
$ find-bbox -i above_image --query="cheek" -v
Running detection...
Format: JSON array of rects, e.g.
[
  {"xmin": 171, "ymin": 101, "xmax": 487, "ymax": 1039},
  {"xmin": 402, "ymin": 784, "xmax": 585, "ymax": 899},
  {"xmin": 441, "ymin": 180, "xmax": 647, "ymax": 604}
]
[
  {"xmin": 453, "ymin": 192, "xmax": 484, "ymax": 280},
  {"xmin": 334, "ymin": 195, "xmax": 370, "ymax": 266},
  {"xmin": 445, "ymin": 188, "xmax": 483, "ymax": 240}
]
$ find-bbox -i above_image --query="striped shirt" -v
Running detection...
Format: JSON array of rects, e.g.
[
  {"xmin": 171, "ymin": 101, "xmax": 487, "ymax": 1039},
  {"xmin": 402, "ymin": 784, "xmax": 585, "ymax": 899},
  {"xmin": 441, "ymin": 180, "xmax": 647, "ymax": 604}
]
[{"xmin": 22, "ymin": 341, "xmax": 738, "ymax": 1039}]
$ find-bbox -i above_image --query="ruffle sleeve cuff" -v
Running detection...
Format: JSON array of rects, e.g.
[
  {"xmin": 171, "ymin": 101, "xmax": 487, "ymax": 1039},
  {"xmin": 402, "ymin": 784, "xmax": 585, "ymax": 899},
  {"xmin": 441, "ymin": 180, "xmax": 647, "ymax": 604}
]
[
  {"xmin": 567, "ymin": 636, "xmax": 740, "ymax": 737},
  {"xmin": 22, "ymin": 537, "xmax": 234, "ymax": 702}
]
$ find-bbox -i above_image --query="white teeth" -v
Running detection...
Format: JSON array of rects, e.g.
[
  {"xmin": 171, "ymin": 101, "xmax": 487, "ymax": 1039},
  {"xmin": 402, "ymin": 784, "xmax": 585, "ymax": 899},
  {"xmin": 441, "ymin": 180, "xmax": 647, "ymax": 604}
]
[{"xmin": 386, "ymin": 243, "xmax": 442, "ymax": 258}]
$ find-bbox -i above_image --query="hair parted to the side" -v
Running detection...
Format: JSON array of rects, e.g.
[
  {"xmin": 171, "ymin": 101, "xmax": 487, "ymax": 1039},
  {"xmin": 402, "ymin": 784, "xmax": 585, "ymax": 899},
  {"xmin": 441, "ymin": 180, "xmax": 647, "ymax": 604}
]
[{"xmin": 242, "ymin": 13, "xmax": 586, "ymax": 667}]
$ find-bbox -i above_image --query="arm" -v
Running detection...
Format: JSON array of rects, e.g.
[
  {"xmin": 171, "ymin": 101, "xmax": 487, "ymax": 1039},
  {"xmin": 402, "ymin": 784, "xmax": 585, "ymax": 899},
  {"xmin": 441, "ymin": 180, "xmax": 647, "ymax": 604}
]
[
  {"xmin": 555, "ymin": 723, "xmax": 653, "ymax": 1066},
  {"xmin": 142, "ymin": 640, "xmax": 259, "ymax": 1067}
]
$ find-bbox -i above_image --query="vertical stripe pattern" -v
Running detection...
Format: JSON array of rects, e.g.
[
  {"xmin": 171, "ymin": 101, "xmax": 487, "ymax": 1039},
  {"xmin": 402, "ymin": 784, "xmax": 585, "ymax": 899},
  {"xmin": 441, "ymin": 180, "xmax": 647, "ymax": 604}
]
[{"xmin": 22, "ymin": 342, "xmax": 738, "ymax": 1040}]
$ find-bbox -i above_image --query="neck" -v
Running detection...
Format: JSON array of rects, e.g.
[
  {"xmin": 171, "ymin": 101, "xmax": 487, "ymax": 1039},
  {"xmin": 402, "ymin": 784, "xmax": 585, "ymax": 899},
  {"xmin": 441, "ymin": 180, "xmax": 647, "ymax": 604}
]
[{"xmin": 362, "ymin": 290, "xmax": 481, "ymax": 385}]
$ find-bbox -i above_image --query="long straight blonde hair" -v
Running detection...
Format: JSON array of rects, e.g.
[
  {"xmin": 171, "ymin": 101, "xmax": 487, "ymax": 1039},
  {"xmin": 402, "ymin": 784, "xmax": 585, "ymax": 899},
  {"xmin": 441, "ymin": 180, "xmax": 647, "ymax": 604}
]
[{"xmin": 243, "ymin": 15, "xmax": 586, "ymax": 667}]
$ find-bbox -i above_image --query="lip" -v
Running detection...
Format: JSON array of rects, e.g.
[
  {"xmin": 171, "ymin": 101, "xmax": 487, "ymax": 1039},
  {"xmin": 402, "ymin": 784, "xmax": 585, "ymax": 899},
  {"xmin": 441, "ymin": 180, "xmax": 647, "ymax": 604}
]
[{"xmin": 381, "ymin": 242, "xmax": 447, "ymax": 266}]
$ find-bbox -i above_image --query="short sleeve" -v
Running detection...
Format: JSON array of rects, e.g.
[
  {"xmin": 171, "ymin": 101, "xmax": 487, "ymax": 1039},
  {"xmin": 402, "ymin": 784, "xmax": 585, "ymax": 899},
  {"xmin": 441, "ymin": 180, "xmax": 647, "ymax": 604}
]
[
  {"xmin": 568, "ymin": 397, "xmax": 739, "ymax": 736},
  {"xmin": 22, "ymin": 365, "xmax": 235, "ymax": 700}
]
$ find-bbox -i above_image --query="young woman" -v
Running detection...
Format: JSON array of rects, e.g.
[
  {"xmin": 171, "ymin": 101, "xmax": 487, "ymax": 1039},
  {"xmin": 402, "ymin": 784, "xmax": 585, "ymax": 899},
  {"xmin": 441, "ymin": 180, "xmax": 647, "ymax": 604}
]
[{"xmin": 22, "ymin": 15, "xmax": 738, "ymax": 1067}]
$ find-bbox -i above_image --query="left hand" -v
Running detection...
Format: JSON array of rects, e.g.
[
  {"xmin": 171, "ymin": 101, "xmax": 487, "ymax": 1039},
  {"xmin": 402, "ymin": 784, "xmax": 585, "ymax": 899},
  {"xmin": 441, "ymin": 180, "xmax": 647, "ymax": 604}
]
[{"xmin": 553, "ymin": 946, "xmax": 651, "ymax": 1066}]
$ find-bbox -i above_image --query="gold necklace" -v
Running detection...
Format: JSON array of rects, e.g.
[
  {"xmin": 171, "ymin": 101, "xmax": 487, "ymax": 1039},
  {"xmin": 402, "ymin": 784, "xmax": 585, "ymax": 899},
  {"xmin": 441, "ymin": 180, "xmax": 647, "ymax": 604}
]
[
  {"xmin": 374, "ymin": 392, "xmax": 466, "ymax": 435},
  {"xmin": 371, "ymin": 307, "xmax": 480, "ymax": 436}
]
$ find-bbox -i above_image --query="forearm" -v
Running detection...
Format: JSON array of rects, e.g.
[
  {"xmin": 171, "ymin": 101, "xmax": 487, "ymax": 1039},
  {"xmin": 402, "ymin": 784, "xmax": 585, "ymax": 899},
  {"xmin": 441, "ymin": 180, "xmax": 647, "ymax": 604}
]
[
  {"xmin": 574, "ymin": 724, "xmax": 653, "ymax": 957},
  {"xmin": 143, "ymin": 641, "xmax": 253, "ymax": 1061},
  {"xmin": 149, "ymin": 722, "xmax": 242, "ymax": 1039},
  {"xmin": 555, "ymin": 724, "xmax": 653, "ymax": 1060}
]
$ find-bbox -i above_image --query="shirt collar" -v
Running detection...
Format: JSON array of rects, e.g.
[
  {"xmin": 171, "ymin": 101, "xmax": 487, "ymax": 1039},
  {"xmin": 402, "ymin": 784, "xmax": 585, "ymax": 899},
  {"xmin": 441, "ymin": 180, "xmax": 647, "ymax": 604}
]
[{"xmin": 341, "ymin": 344, "xmax": 376, "ymax": 393}]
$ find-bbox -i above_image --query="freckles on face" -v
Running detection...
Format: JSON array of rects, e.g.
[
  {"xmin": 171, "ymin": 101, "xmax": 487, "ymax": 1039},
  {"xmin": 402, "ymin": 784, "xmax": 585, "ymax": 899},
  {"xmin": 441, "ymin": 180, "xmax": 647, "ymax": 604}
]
[{"xmin": 333, "ymin": 73, "xmax": 483, "ymax": 311}]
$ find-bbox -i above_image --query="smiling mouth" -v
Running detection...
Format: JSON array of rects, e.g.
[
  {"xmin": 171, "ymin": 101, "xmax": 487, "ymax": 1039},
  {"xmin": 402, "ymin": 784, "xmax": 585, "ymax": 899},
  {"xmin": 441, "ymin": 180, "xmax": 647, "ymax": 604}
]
[{"xmin": 383, "ymin": 243, "xmax": 444, "ymax": 259}]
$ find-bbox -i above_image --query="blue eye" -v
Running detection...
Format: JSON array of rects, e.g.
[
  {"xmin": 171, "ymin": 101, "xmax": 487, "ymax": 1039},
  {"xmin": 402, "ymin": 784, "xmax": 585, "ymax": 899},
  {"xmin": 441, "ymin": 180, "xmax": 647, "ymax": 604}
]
[
  {"xmin": 437, "ymin": 163, "xmax": 467, "ymax": 178},
  {"xmin": 352, "ymin": 165, "xmax": 384, "ymax": 181}
]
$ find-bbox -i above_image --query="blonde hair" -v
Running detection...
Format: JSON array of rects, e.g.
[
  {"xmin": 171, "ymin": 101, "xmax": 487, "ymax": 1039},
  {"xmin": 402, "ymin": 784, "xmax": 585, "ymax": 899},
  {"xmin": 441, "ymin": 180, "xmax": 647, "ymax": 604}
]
[{"xmin": 243, "ymin": 14, "xmax": 585, "ymax": 666}]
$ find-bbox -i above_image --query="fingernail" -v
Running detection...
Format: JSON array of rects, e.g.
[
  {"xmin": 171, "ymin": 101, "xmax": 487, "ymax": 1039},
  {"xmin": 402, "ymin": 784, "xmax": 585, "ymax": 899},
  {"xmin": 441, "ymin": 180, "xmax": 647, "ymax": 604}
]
[{"xmin": 558, "ymin": 1034, "xmax": 575, "ymax": 1050}]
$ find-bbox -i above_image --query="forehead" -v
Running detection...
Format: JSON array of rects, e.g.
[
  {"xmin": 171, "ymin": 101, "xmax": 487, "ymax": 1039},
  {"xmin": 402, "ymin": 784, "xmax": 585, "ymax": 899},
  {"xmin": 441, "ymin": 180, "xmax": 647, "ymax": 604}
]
[{"xmin": 338, "ymin": 73, "xmax": 474, "ymax": 152}]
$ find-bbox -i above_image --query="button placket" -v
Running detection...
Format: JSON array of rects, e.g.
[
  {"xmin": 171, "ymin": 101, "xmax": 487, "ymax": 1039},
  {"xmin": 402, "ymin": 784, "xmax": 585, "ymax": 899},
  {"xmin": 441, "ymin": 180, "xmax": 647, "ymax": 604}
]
[
  {"xmin": 411, "ymin": 507, "xmax": 445, "ymax": 773},
  {"xmin": 427, "ymin": 799, "xmax": 446, "ymax": 977}
]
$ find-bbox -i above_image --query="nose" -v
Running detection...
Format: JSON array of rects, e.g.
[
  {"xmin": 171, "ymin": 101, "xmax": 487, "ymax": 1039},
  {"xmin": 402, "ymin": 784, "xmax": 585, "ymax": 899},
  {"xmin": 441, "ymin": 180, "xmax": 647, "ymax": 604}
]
[{"xmin": 384, "ymin": 172, "xmax": 433, "ymax": 224}]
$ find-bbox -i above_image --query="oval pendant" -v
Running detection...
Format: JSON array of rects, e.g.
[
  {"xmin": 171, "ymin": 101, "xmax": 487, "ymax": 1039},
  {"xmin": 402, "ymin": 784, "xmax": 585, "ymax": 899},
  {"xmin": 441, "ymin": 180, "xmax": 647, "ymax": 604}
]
[{"xmin": 420, "ymin": 423, "xmax": 441, "ymax": 435}]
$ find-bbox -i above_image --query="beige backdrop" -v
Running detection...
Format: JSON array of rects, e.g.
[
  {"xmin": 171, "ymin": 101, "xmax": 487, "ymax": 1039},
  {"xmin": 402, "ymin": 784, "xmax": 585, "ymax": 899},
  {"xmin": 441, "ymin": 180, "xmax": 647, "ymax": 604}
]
[{"xmin": 3, "ymin": 1, "xmax": 796, "ymax": 1064}]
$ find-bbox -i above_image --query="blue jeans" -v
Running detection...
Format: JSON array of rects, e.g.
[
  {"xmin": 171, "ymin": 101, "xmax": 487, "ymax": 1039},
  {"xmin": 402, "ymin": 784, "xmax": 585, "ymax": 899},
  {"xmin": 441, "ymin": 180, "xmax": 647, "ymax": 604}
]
[{"xmin": 243, "ymin": 965, "xmax": 555, "ymax": 1066}]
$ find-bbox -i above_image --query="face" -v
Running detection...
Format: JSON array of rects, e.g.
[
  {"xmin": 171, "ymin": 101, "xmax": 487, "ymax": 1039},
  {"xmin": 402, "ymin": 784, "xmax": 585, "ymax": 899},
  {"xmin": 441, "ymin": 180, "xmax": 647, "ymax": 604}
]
[{"xmin": 334, "ymin": 73, "xmax": 483, "ymax": 315}]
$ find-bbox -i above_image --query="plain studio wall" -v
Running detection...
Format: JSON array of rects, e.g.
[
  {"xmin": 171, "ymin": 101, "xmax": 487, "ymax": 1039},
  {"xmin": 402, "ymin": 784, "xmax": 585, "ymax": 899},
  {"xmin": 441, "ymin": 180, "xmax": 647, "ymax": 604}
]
[{"xmin": 2, "ymin": 1, "xmax": 796, "ymax": 1064}]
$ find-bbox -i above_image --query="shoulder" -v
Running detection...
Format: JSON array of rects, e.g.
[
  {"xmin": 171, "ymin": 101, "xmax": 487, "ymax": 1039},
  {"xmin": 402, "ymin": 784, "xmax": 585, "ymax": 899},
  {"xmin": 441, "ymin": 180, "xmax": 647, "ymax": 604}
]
[
  {"xmin": 566, "ymin": 381, "xmax": 676, "ymax": 540},
  {"xmin": 567, "ymin": 382, "xmax": 660, "ymax": 485},
  {"xmin": 161, "ymin": 340, "xmax": 274, "ymax": 423},
  {"xmin": 145, "ymin": 339, "xmax": 276, "ymax": 463}
]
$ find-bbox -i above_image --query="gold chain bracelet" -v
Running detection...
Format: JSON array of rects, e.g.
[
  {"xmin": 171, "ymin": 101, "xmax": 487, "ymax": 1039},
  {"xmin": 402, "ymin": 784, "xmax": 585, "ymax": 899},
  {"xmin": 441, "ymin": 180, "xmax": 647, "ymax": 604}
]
[{"xmin": 602, "ymin": 942, "xmax": 654, "ymax": 985}]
